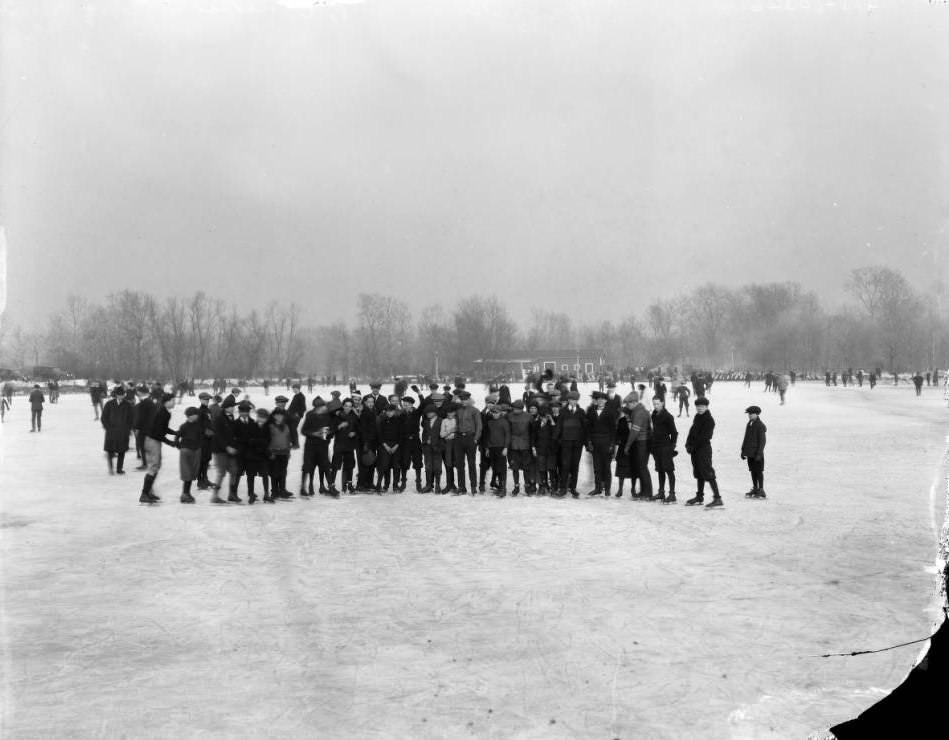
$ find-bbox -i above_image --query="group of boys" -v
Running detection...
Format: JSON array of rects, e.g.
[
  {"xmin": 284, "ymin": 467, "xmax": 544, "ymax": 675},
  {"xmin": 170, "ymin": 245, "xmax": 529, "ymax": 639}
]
[{"xmin": 127, "ymin": 377, "xmax": 769, "ymax": 509}]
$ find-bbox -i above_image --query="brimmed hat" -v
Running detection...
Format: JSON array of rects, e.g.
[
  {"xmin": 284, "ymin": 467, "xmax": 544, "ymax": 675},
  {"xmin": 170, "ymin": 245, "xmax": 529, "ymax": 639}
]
[
  {"xmin": 745, "ymin": 405, "xmax": 761, "ymax": 414},
  {"xmin": 184, "ymin": 406, "xmax": 199, "ymax": 416},
  {"xmin": 511, "ymin": 399, "xmax": 524, "ymax": 409},
  {"xmin": 221, "ymin": 397, "xmax": 237, "ymax": 409},
  {"xmin": 198, "ymin": 392, "xmax": 212, "ymax": 400},
  {"xmin": 312, "ymin": 396, "xmax": 326, "ymax": 407},
  {"xmin": 566, "ymin": 391, "xmax": 580, "ymax": 401},
  {"xmin": 237, "ymin": 401, "xmax": 253, "ymax": 412},
  {"xmin": 591, "ymin": 391, "xmax": 606, "ymax": 400},
  {"xmin": 256, "ymin": 408, "xmax": 270, "ymax": 418},
  {"xmin": 161, "ymin": 392, "xmax": 176, "ymax": 404},
  {"xmin": 695, "ymin": 397, "xmax": 710, "ymax": 407},
  {"xmin": 274, "ymin": 395, "xmax": 289, "ymax": 403}
]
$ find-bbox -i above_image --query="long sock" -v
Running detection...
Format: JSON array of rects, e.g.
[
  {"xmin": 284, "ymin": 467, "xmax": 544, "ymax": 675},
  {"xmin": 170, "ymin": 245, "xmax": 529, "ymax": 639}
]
[
  {"xmin": 658, "ymin": 471, "xmax": 666, "ymax": 491},
  {"xmin": 143, "ymin": 474, "xmax": 155, "ymax": 494},
  {"xmin": 513, "ymin": 470, "xmax": 520, "ymax": 486},
  {"xmin": 248, "ymin": 476, "xmax": 256, "ymax": 496},
  {"xmin": 184, "ymin": 480, "xmax": 193, "ymax": 494},
  {"xmin": 758, "ymin": 473, "xmax": 764, "ymax": 490},
  {"xmin": 667, "ymin": 472, "xmax": 675, "ymax": 493},
  {"xmin": 697, "ymin": 479, "xmax": 705, "ymax": 495},
  {"xmin": 117, "ymin": 452, "xmax": 125, "ymax": 471},
  {"xmin": 709, "ymin": 479, "xmax": 720, "ymax": 498}
]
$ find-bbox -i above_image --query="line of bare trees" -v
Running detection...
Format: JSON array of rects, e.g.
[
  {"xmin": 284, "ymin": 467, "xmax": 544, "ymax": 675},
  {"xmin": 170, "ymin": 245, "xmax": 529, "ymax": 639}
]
[{"xmin": 0, "ymin": 266, "xmax": 945, "ymax": 380}]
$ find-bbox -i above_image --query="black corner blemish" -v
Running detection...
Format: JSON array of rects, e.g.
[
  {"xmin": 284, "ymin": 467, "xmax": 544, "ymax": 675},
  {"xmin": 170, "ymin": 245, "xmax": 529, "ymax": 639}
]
[{"xmin": 549, "ymin": 719, "xmax": 556, "ymax": 725}]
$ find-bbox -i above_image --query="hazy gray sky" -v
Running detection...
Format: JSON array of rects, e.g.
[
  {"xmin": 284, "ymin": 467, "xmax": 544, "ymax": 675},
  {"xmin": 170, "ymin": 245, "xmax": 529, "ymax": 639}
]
[{"xmin": 2, "ymin": 0, "xmax": 948, "ymax": 329}]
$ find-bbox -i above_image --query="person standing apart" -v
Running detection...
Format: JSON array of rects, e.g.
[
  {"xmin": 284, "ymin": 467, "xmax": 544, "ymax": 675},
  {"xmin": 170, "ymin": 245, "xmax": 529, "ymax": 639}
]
[
  {"xmin": 741, "ymin": 405, "xmax": 767, "ymax": 499},
  {"xmin": 685, "ymin": 398, "xmax": 722, "ymax": 508},
  {"xmin": 28, "ymin": 384, "xmax": 45, "ymax": 432},
  {"xmin": 102, "ymin": 386, "xmax": 134, "ymax": 474}
]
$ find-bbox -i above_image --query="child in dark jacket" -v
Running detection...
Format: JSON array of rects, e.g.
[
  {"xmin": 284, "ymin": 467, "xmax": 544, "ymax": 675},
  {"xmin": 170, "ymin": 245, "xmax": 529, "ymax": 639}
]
[
  {"xmin": 176, "ymin": 407, "xmax": 204, "ymax": 503},
  {"xmin": 741, "ymin": 405, "xmax": 767, "ymax": 499}
]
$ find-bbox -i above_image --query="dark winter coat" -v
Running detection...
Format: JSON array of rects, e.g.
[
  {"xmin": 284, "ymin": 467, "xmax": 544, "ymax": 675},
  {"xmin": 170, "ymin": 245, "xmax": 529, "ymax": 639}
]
[
  {"xmin": 741, "ymin": 418, "xmax": 767, "ymax": 459},
  {"xmin": 244, "ymin": 421, "xmax": 271, "ymax": 462},
  {"xmin": 133, "ymin": 397, "xmax": 156, "ymax": 431},
  {"xmin": 421, "ymin": 415, "xmax": 444, "ymax": 451},
  {"xmin": 586, "ymin": 407, "xmax": 617, "ymax": 446},
  {"xmin": 508, "ymin": 410, "xmax": 534, "ymax": 450},
  {"xmin": 378, "ymin": 413, "xmax": 405, "ymax": 447},
  {"xmin": 301, "ymin": 409, "xmax": 335, "ymax": 442},
  {"xmin": 532, "ymin": 415, "xmax": 559, "ymax": 455},
  {"xmin": 333, "ymin": 410, "xmax": 361, "ymax": 452},
  {"xmin": 101, "ymin": 398, "xmax": 134, "ymax": 452},
  {"xmin": 230, "ymin": 415, "xmax": 257, "ymax": 456},
  {"xmin": 210, "ymin": 412, "xmax": 236, "ymax": 453},
  {"xmin": 650, "ymin": 407, "xmax": 678, "ymax": 449},
  {"xmin": 175, "ymin": 420, "xmax": 205, "ymax": 451},
  {"xmin": 685, "ymin": 411, "xmax": 715, "ymax": 453},
  {"xmin": 556, "ymin": 405, "xmax": 587, "ymax": 443},
  {"xmin": 29, "ymin": 389, "xmax": 45, "ymax": 410},
  {"xmin": 485, "ymin": 414, "xmax": 511, "ymax": 448},
  {"xmin": 288, "ymin": 392, "xmax": 307, "ymax": 419},
  {"xmin": 147, "ymin": 406, "xmax": 176, "ymax": 445},
  {"xmin": 358, "ymin": 408, "xmax": 380, "ymax": 447}
]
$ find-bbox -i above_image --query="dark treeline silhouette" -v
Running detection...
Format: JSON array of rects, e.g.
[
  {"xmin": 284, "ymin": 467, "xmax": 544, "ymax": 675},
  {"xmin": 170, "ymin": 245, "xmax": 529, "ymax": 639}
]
[{"xmin": 0, "ymin": 266, "xmax": 945, "ymax": 379}]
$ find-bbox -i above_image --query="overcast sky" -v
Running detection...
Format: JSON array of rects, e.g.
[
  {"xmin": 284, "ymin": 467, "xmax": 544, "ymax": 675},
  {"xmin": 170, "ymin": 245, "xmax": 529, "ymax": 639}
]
[{"xmin": 2, "ymin": 0, "xmax": 948, "ymax": 330}]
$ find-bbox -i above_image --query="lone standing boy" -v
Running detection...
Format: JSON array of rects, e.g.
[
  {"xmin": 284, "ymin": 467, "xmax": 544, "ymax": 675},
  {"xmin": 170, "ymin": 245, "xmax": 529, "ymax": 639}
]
[{"xmin": 741, "ymin": 405, "xmax": 767, "ymax": 499}]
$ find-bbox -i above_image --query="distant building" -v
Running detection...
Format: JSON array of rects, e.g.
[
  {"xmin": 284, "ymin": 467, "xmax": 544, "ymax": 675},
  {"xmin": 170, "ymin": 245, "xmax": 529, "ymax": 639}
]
[{"xmin": 472, "ymin": 349, "xmax": 607, "ymax": 380}]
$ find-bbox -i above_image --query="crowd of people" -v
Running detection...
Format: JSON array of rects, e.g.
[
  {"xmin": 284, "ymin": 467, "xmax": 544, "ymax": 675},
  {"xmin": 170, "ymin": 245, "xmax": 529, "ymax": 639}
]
[
  {"xmin": 9, "ymin": 363, "xmax": 945, "ymax": 508},
  {"xmin": 69, "ymin": 370, "xmax": 770, "ymax": 509}
]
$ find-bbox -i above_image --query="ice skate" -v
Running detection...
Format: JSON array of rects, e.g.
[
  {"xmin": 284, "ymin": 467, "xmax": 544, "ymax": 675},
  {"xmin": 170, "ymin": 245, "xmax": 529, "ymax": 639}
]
[
  {"xmin": 751, "ymin": 489, "xmax": 767, "ymax": 499},
  {"xmin": 705, "ymin": 497, "xmax": 724, "ymax": 509},
  {"xmin": 180, "ymin": 492, "xmax": 195, "ymax": 504},
  {"xmin": 685, "ymin": 495, "xmax": 704, "ymax": 506},
  {"xmin": 138, "ymin": 492, "xmax": 157, "ymax": 505},
  {"xmin": 586, "ymin": 488, "xmax": 601, "ymax": 496},
  {"xmin": 227, "ymin": 493, "xmax": 243, "ymax": 504},
  {"xmin": 210, "ymin": 493, "xmax": 229, "ymax": 504},
  {"xmin": 511, "ymin": 485, "xmax": 519, "ymax": 496},
  {"xmin": 663, "ymin": 493, "xmax": 677, "ymax": 504},
  {"xmin": 248, "ymin": 493, "xmax": 258, "ymax": 505},
  {"xmin": 744, "ymin": 488, "xmax": 757, "ymax": 498},
  {"xmin": 262, "ymin": 494, "xmax": 275, "ymax": 503},
  {"xmin": 651, "ymin": 491, "xmax": 666, "ymax": 502}
]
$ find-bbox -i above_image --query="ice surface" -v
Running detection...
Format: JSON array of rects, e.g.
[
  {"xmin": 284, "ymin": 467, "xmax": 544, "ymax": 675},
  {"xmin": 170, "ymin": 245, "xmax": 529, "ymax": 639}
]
[{"xmin": 1, "ymin": 381, "xmax": 947, "ymax": 739}]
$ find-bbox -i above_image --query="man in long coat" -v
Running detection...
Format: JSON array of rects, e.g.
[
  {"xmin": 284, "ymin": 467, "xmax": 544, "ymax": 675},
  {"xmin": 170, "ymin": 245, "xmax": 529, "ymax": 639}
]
[{"xmin": 102, "ymin": 387, "xmax": 135, "ymax": 475}]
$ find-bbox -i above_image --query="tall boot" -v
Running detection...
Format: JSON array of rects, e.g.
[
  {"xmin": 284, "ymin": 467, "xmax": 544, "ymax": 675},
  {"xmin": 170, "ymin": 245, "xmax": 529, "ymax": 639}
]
[
  {"xmin": 247, "ymin": 475, "xmax": 257, "ymax": 504},
  {"xmin": 432, "ymin": 473, "xmax": 441, "ymax": 493},
  {"xmin": 107, "ymin": 453, "xmax": 114, "ymax": 475},
  {"xmin": 140, "ymin": 474, "xmax": 159, "ymax": 503},
  {"xmin": 415, "ymin": 472, "xmax": 422, "ymax": 493},
  {"xmin": 116, "ymin": 452, "xmax": 126, "ymax": 475},
  {"xmin": 180, "ymin": 480, "xmax": 195, "ymax": 504}
]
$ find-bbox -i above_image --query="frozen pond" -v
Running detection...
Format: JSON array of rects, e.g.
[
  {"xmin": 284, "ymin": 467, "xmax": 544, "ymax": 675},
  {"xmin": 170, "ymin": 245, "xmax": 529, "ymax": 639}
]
[{"xmin": 1, "ymin": 380, "xmax": 946, "ymax": 738}]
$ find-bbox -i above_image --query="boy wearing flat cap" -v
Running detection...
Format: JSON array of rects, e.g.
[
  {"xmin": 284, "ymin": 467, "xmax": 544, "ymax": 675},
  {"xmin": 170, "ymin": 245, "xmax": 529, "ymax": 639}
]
[
  {"xmin": 685, "ymin": 398, "xmax": 722, "ymax": 508},
  {"xmin": 741, "ymin": 406, "xmax": 767, "ymax": 499}
]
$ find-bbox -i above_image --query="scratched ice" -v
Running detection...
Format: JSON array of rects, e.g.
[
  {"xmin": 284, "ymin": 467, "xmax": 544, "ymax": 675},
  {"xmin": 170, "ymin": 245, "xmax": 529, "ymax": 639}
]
[{"xmin": 1, "ymin": 381, "xmax": 946, "ymax": 739}]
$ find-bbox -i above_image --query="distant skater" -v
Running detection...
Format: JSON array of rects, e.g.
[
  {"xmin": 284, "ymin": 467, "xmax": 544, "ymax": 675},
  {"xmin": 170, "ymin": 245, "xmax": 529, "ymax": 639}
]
[{"xmin": 28, "ymin": 384, "xmax": 45, "ymax": 432}]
